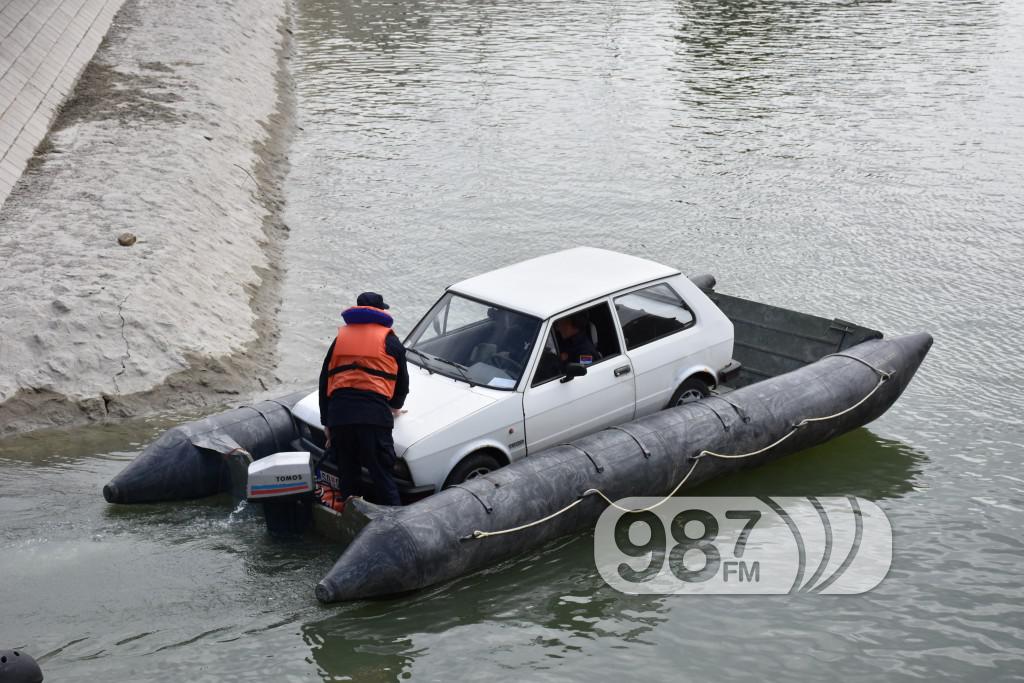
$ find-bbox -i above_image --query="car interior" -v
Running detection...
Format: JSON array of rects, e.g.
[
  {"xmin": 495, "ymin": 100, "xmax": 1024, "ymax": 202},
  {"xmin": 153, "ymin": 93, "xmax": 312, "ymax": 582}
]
[
  {"xmin": 614, "ymin": 284, "xmax": 695, "ymax": 350},
  {"xmin": 532, "ymin": 302, "xmax": 622, "ymax": 386},
  {"xmin": 411, "ymin": 298, "xmax": 541, "ymax": 385}
]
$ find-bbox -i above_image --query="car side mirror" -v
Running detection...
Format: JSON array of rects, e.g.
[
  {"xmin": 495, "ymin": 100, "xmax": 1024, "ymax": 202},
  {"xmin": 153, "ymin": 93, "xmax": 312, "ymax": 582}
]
[{"xmin": 560, "ymin": 363, "xmax": 588, "ymax": 383}]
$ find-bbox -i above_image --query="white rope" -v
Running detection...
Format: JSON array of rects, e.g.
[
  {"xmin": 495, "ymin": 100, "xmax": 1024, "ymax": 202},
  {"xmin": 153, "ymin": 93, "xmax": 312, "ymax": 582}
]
[
  {"xmin": 695, "ymin": 369, "xmax": 888, "ymax": 461},
  {"xmin": 582, "ymin": 460, "xmax": 699, "ymax": 513},
  {"xmin": 470, "ymin": 496, "xmax": 587, "ymax": 539},
  {"xmin": 469, "ymin": 460, "xmax": 701, "ymax": 539},
  {"xmin": 468, "ymin": 359, "xmax": 890, "ymax": 540}
]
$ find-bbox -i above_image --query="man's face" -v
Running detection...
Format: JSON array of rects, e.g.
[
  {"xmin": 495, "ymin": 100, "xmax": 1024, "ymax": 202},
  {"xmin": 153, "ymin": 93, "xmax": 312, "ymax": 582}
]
[{"xmin": 556, "ymin": 318, "xmax": 576, "ymax": 337}]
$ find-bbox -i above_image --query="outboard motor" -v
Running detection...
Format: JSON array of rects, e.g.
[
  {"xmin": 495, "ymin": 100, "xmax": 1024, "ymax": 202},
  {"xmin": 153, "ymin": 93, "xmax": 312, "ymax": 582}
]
[
  {"xmin": 246, "ymin": 452, "xmax": 315, "ymax": 535},
  {"xmin": 0, "ymin": 649, "xmax": 43, "ymax": 682}
]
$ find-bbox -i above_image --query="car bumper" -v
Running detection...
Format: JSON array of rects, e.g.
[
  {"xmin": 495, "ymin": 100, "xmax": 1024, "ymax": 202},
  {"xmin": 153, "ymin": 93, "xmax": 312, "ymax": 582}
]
[{"xmin": 293, "ymin": 434, "xmax": 436, "ymax": 504}]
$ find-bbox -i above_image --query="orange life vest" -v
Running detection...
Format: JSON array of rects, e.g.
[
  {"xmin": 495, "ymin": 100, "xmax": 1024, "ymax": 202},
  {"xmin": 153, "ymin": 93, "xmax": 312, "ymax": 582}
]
[{"xmin": 326, "ymin": 315, "xmax": 398, "ymax": 399}]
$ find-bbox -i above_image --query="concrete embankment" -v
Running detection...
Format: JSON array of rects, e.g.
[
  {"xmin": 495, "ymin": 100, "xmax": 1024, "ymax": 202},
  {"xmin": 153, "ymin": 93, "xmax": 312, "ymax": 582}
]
[
  {"xmin": 0, "ymin": 0, "xmax": 294, "ymax": 436},
  {"xmin": 1, "ymin": 0, "xmax": 125, "ymax": 208}
]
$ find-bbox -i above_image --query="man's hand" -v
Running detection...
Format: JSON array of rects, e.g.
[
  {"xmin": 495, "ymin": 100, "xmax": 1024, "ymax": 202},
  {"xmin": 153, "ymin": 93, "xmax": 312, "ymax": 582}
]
[
  {"xmin": 391, "ymin": 408, "xmax": 407, "ymax": 417},
  {"xmin": 324, "ymin": 426, "xmax": 331, "ymax": 447}
]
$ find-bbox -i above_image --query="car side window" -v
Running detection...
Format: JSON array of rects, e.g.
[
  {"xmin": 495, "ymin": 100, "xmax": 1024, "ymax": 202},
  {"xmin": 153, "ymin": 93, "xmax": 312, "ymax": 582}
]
[
  {"xmin": 531, "ymin": 302, "xmax": 622, "ymax": 386},
  {"xmin": 532, "ymin": 331, "xmax": 563, "ymax": 387},
  {"xmin": 614, "ymin": 283, "xmax": 695, "ymax": 350}
]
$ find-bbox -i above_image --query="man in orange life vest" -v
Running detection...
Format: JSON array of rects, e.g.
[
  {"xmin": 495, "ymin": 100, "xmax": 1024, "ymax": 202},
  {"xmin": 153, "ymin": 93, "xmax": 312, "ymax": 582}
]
[{"xmin": 318, "ymin": 292, "xmax": 409, "ymax": 506}]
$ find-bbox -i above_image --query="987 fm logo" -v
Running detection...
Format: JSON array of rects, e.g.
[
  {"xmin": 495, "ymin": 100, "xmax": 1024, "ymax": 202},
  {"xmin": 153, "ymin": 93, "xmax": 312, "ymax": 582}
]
[{"xmin": 593, "ymin": 497, "xmax": 892, "ymax": 595}]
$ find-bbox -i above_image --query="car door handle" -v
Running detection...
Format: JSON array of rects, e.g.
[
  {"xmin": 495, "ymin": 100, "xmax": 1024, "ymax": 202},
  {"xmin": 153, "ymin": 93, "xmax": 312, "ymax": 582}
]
[{"xmin": 614, "ymin": 365, "xmax": 631, "ymax": 377}]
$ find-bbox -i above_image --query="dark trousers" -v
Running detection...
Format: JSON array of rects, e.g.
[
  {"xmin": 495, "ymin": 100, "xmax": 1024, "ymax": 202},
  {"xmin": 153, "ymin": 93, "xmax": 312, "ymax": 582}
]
[{"xmin": 330, "ymin": 424, "xmax": 401, "ymax": 506}]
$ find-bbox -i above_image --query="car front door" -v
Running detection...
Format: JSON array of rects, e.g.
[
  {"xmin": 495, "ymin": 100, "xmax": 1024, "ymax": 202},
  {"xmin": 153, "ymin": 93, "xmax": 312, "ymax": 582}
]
[{"xmin": 522, "ymin": 301, "xmax": 636, "ymax": 452}]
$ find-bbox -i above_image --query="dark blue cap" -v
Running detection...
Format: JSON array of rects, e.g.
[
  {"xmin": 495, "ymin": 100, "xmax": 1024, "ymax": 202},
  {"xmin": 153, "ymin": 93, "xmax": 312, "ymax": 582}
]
[{"xmin": 356, "ymin": 292, "xmax": 389, "ymax": 310}]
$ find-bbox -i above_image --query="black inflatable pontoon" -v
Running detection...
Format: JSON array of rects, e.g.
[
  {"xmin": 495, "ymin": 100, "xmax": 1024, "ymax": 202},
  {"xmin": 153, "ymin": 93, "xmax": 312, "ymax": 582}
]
[{"xmin": 314, "ymin": 331, "xmax": 930, "ymax": 601}]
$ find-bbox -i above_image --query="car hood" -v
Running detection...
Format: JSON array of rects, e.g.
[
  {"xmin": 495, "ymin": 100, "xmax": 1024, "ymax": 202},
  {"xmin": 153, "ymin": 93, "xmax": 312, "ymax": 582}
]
[
  {"xmin": 392, "ymin": 367, "xmax": 500, "ymax": 456},
  {"xmin": 290, "ymin": 366, "xmax": 501, "ymax": 458}
]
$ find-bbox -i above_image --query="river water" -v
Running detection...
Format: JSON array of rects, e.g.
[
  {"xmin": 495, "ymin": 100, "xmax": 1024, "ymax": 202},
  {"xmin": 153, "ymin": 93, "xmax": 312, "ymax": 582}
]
[{"xmin": 3, "ymin": 0, "xmax": 1024, "ymax": 679}]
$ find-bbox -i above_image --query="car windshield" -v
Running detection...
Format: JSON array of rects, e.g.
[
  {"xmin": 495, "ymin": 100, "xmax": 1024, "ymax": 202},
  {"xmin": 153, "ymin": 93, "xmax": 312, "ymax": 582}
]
[{"xmin": 405, "ymin": 293, "xmax": 541, "ymax": 389}]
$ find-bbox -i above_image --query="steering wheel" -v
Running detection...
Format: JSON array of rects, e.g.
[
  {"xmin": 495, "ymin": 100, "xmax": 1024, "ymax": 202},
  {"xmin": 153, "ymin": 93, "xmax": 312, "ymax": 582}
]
[{"xmin": 491, "ymin": 353, "xmax": 524, "ymax": 377}]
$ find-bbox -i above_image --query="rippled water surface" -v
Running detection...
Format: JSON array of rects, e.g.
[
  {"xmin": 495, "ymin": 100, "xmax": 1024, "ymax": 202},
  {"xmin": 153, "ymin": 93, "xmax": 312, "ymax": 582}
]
[{"xmin": 3, "ymin": 0, "xmax": 1024, "ymax": 679}]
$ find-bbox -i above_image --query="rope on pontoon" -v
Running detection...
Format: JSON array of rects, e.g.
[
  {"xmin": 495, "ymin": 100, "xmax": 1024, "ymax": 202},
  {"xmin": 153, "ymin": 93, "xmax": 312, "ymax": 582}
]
[{"xmin": 693, "ymin": 356, "xmax": 890, "ymax": 461}]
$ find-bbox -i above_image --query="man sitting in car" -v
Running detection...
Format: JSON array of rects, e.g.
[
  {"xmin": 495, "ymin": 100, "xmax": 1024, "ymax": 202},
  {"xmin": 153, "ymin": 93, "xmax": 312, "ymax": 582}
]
[{"xmin": 554, "ymin": 313, "xmax": 600, "ymax": 367}]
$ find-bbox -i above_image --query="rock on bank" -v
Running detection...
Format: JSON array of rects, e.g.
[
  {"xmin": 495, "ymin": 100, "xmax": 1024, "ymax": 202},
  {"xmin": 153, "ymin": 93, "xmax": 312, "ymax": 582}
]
[{"xmin": 0, "ymin": 0, "xmax": 294, "ymax": 436}]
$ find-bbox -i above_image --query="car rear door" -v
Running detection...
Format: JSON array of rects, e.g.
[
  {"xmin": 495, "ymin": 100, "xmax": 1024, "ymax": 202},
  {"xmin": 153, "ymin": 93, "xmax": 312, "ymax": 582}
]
[
  {"xmin": 614, "ymin": 280, "xmax": 702, "ymax": 416},
  {"xmin": 522, "ymin": 300, "xmax": 636, "ymax": 452}
]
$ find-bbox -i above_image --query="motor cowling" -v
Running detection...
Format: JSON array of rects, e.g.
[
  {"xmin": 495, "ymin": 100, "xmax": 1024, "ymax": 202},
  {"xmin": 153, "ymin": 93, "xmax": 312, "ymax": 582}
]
[{"xmin": 246, "ymin": 452, "xmax": 314, "ymax": 535}]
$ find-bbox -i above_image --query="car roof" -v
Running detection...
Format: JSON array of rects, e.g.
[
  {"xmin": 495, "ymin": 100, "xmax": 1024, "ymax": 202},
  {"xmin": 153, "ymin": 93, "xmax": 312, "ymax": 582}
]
[{"xmin": 448, "ymin": 247, "xmax": 681, "ymax": 319}]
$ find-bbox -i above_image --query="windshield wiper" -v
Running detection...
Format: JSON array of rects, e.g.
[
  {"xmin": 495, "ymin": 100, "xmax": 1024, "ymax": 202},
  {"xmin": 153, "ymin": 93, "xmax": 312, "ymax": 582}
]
[
  {"xmin": 430, "ymin": 356, "xmax": 476, "ymax": 387},
  {"xmin": 407, "ymin": 348, "xmax": 475, "ymax": 386},
  {"xmin": 406, "ymin": 348, "xmax": 436, "ymax": 373},
  {"xmin": 406, "ymin": 347, "xmax": 430, "ymax": 363}
]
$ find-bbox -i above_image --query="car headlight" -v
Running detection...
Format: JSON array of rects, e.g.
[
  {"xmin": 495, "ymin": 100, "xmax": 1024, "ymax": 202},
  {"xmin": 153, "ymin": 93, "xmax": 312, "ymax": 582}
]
[
  {"xmin": 392, "ymin": 457, "xmax": 412, "ymax": 482},
  {"xmin": 297, "ymin": 421, "xmax": 326, "ymax": 450}
]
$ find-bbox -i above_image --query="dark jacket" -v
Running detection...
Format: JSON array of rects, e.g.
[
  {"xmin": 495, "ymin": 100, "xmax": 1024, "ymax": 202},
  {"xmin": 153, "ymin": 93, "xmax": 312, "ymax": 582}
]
[
  {"xmin": 319, "ymin": 310, "xmax": 409, "ymax": 428},
  {"xmin": 560, "ymin": 330, "xmax": 599, "ymax": 366}
]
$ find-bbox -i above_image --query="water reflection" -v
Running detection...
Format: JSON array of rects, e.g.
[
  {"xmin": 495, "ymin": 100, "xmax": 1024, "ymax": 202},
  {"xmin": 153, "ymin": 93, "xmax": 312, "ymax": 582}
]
[
  {"xmin": 301, "ymin": 533, "xmax": 672, "ymax": 681},
  {"xmin": 0, "ymin": 409, "xmax": 205, "ymax": 467},
  {"xmin": 669, "ymin": 0, "xmax": 1002, "ymax": 134},
  {"xmin": 302, "ymin": 0, "xmax": 435, "ymax": 52},
  {"xmin": 299, "ymin": 427, "xmax": 922, "ymax": 680},
  {"xmin": 0, "ymin": 419, "xmax": 163, "ymax": 467},
  {"xmin": 692, "ymin": 428, "xmax": 927, "ymax": 500}
]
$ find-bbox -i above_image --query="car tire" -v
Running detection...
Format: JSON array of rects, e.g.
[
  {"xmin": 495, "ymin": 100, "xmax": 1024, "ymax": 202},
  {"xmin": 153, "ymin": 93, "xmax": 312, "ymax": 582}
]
[
  {"xmin": 667, "ymin": 376, "xmax": 711, "ymax": 408},
  {"xmin": 443, "ymin": 452, "xmax": 502, "ymax": 488}
]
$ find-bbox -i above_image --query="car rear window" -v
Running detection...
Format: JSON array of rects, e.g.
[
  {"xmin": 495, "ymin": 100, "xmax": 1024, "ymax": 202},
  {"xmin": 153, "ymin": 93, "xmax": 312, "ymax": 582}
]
[{"xmin": 614, "ymin": 283, "xmax": 695, "ymax": 350}]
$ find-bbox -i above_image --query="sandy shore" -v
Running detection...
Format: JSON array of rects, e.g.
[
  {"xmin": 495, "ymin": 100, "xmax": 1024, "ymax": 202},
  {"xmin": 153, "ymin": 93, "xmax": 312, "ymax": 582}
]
[{"xmin": 0, "ymin": 0, "xmax": 294, "ymax": 436}]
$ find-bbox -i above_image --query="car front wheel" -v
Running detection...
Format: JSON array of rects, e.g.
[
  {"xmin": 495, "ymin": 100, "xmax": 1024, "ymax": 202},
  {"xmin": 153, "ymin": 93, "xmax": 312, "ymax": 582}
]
[{"xmin": 443, "ymin": 452, "xmax": 502, "ymax": 488}]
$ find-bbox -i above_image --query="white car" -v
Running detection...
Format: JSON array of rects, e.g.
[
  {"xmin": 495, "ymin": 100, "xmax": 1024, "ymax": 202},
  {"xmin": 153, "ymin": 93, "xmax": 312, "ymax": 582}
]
[{"xmin": 291, "ymin": 247, "xmax": 735, "ymax": 501}]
